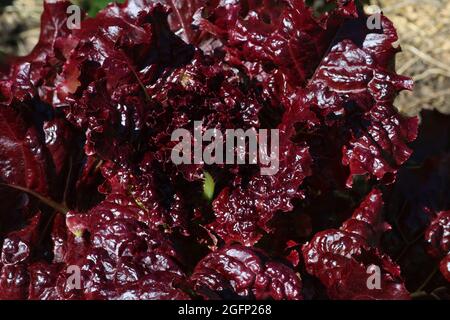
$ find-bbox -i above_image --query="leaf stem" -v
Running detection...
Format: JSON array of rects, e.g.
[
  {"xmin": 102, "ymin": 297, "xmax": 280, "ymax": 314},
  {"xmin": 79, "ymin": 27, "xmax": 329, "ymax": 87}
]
[
  {"xmin": 120, "ymin": 51, "xmax": 151, "ymax": 101},
  {"xmin": 0, "ymin": 183, "xmax": 69, "ymax": 214},
  {"xmin": 63, "ymin": 156, "xmax": 73, "ymax": 206}
]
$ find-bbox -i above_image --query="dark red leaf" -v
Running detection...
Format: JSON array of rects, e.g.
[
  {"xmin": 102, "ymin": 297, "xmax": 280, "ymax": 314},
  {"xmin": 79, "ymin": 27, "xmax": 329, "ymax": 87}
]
[
  {"xmin": 0, "ymin": 108, "xmax": 49, "ymax": 195},
  {"xmin": 302, "ymin": 189, "xmax": 410, "ymax": 299},
  {"xmin": 191, "ymin": 244, "xmax": 302, "ymax": 300}
]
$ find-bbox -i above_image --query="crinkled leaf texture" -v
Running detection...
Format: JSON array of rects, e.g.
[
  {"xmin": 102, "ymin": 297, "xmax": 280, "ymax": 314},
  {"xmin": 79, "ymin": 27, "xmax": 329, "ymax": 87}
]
[
  {"xmin": 0, "ymin": 0, "xmax": 75, "ymax": 104},
  {"xmin": 52, "ymin": 0, "xmax": 417, "ymax": 247},
  {"xmin": 0, "ymin": 108, "xmax": 49, "ymax": 194},
  {"xmin": 191, "ymin": 244, "xmax": 302, "ymax": 300},
  {"xmin": 1, "ymin": 195, "xmax": 188, "ymax": 300},
  {"xmin": 302, "ymin": 189, "xmax": 410, "ymax": 299},
  {"xmin": 210, "ymin": 144, "xmax": 312, "ymax": 245}
]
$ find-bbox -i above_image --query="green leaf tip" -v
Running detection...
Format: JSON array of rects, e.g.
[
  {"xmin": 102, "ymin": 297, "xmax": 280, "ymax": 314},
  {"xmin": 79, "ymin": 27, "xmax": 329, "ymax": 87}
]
[{"xmin": 203, "ymin": 171, "xmax": 215, "ymax": 202}]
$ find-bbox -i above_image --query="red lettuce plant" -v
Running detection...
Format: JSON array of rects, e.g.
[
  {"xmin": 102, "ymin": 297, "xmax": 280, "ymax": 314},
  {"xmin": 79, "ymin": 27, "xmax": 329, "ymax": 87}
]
[{"xmin": 0, "ymin": 0, "xmax": 447, "ymax": 300}]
